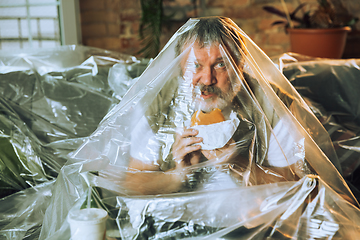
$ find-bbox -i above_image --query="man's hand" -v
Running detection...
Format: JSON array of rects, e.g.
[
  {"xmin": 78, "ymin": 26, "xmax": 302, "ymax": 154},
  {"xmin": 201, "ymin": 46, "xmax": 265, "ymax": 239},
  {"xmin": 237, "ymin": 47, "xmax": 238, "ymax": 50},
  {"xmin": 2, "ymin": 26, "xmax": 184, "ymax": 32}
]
[
  {"xmin": 172, "ymin": 128, "xmax": 203, "ymax": 169},
  {"xmin": 202, "ymin": 138, "xmax": 235, "ymax": 163}
]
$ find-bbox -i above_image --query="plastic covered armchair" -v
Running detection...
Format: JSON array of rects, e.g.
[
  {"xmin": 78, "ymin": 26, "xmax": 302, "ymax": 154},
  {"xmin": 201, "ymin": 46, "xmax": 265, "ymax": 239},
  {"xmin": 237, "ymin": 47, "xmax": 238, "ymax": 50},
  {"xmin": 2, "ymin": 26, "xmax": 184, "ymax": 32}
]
[
  {"xmin": 274, "ymin": 52, "xmax": 360, "ymax": 199},
  {"xmin": 0, "ymin": 45, "xmax": 148, "ymax": 240}
]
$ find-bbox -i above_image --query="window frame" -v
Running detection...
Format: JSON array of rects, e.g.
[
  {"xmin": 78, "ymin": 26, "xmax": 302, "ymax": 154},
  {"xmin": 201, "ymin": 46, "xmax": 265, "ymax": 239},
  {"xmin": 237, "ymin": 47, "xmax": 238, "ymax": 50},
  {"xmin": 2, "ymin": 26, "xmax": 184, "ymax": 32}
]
[{"xmin": 0, "ymin": 0, "xmax": 81, "ymax": 49}]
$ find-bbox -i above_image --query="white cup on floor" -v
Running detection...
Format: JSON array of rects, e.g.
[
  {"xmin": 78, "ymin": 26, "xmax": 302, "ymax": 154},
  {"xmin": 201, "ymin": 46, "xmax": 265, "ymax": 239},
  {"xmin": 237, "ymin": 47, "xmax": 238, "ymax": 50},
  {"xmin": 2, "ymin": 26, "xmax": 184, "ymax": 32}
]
[{"xmin": 67, "ymin": 208, "xmax": 108, "ymax": 240}]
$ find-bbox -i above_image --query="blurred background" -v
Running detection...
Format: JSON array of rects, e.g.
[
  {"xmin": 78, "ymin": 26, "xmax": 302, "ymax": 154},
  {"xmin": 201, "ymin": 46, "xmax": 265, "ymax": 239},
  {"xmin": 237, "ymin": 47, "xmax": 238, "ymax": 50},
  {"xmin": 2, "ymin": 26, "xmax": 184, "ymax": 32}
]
[{"xmin": 0, "ymin": 0, "xmax": 359, "ymax": 59}]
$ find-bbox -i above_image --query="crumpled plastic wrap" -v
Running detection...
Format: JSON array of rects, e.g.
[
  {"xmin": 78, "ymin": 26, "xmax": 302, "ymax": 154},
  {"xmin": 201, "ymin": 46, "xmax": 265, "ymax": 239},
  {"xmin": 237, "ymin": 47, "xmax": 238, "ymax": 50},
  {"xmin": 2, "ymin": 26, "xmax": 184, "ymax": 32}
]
[
  {"xmin": 0, "ymin": 45, "xmax": 149, "ymax": 239},
  {"xmin": 273, "ymin": 53, "xmax": 360, "ymax": 197},
  {"xmin": 37, "ymin": 17, "xmax": 360, "ymax": 240},
  {"xmin": 2, "ymin": 17, "xmax": 360, "ymax": 239}
]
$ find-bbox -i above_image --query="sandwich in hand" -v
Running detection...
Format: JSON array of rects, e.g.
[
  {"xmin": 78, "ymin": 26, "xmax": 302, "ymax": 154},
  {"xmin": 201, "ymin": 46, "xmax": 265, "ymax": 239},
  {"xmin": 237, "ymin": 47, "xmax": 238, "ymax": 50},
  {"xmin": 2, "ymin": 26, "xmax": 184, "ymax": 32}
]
[
  {"xmin": 189, "ymin": 108, "xmax": 239, "ymax": 150},
  {"xmin": 191, "ymin": 108, "xmax": 225, "ymax": 126}
]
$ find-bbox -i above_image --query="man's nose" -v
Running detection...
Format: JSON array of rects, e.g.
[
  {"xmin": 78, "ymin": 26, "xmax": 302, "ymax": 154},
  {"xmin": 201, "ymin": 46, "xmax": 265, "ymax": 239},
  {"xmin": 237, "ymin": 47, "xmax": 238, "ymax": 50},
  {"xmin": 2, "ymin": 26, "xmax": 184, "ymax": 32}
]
[{"xmin": 199, "ymin": 66, "xmax": 216, "ymax": 85}]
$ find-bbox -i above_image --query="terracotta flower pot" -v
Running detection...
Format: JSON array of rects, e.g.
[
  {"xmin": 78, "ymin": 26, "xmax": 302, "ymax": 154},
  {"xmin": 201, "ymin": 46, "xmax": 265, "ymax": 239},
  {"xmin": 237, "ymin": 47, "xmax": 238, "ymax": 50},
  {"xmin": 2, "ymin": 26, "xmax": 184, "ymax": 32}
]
[{"xmin": 287, "ymin": 27, "xmax": 351, "ymax": 59}]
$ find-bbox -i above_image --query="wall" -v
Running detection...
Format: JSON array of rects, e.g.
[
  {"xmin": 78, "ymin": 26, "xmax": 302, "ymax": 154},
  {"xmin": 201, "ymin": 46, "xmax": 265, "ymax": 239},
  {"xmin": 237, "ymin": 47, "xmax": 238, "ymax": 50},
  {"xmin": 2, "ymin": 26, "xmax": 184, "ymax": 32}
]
[
  {"xmin": 79, "ymin": 0, "xmax": 360, "ymax": 58},
  {"xmin": 79, "ymin": 0, "xmax": 141, "ymax": 55}
]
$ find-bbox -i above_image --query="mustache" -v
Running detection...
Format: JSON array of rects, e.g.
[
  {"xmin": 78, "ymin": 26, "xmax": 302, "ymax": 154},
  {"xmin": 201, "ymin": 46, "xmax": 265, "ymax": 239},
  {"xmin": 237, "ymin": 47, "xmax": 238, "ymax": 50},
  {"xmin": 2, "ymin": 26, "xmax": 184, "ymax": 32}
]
[{"xmin": 199, "ymin": 84, "xmax": 223, "ymax": 96}]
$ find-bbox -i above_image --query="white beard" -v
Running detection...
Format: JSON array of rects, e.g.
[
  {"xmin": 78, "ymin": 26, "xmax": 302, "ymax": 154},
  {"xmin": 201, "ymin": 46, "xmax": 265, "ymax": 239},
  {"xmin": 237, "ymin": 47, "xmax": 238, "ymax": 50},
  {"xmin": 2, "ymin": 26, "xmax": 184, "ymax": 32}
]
[
  {"xmin": 195, "ymin": 97, "xmax": 230, "ymax": 113},
  {"xmin": 192, "ymin": 81, "xmax": 240, "ymax": 113}
]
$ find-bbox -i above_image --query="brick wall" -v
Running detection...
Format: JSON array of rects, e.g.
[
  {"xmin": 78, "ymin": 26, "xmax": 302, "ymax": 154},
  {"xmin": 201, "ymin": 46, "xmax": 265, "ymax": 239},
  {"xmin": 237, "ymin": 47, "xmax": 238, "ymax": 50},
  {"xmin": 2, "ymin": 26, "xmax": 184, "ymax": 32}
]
[
  {"xmin": 79, "ymin": 0, "xmax": 141, "ymax": 55},
  {"xmin": 79, "ymin": 0, "xmax": 360, "ymax": 58}
]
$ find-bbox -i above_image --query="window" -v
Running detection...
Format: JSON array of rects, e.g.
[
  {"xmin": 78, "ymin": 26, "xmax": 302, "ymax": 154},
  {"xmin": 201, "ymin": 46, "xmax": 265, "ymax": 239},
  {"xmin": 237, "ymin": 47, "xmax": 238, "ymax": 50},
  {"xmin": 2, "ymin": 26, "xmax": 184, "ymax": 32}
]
[{"xmin": 0, "ymin": 0, "xmax": 81, "ymax": 50}]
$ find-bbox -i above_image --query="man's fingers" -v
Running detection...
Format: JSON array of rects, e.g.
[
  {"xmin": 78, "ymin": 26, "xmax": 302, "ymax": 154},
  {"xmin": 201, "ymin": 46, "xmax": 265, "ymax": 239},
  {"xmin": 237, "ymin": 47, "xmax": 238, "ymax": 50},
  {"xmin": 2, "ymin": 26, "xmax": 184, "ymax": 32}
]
[
  {"xmin": 181, "ymin": 136, "xmax": 202, "ymax": 147},
  {"xmin": 173, "ymin": 127, "xmax": 203, "ymax": 167},
  {"xmin": 185, "ymin": 144, "xmax": 201, "ymax": 153},
  {"xmin": 177, "ymin": 128, "xmax": 199, "ymax": 139},
  {"xmin": 174, "ymin": 142, "xmax": 201, "ymax": 160},
  {"xmin": 173, "ymin": 140, "xmax": 201, "ymax": 166}
]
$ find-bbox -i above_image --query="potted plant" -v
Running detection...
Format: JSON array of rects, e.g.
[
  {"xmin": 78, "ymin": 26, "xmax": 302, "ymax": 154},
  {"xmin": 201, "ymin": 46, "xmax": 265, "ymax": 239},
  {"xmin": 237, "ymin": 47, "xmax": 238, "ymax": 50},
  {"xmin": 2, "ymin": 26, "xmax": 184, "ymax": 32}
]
[
  {"xmin": 138, "ymin": 0, "xmax": 164, "ymax": 58},
  {"xmin": 263, "ymin": 0, "xmax": 358, "ymax": 58}
]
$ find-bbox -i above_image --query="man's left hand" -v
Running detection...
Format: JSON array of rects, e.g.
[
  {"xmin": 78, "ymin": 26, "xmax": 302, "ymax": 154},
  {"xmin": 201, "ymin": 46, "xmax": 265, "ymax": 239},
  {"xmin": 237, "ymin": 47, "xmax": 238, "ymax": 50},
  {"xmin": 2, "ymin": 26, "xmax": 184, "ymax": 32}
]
[{"xmin": 201, "ymin": 138, "xmax": 235, "ymax": 163}]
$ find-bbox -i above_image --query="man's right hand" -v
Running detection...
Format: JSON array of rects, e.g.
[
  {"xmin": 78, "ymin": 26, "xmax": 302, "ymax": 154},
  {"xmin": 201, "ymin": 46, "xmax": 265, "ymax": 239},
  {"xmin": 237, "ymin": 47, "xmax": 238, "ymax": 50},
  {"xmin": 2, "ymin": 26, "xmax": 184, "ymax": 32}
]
[{"xmin": 172, "ymin": 128, "xmax": 203, "ymax": 169}]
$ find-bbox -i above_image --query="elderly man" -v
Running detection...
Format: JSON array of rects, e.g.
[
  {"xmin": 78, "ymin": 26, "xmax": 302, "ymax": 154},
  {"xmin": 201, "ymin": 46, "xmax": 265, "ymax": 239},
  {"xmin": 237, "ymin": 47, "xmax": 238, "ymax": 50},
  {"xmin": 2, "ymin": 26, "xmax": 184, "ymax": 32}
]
[{"xmin": 125, "ymin": 17, "xmax": 302, "ymax": 195}]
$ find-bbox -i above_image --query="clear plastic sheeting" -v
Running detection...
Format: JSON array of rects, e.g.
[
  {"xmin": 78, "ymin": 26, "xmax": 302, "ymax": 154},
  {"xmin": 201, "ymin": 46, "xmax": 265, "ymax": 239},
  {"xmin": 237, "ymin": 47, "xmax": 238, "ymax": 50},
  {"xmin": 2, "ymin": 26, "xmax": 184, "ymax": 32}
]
[
  {"xmin": 116, "ymin": 175, "xmax": 360, "ymax": 240},
  {"xmin": 0, "ymin": 45, "xmax": 148, "ymax": 197},
  {"xmin": 0, "ymin": 45, "xmax": 148, "ymax": 239},
  {"xmin": 1, "ymin": 17, "xmax": 359, "ymax": 239},
  {"xmin": 0, "ymin": 181, "xmax": 54, "ymax": 240},
  {"xmin": 274, "ymin": 53, "xmax": 360, "ymax": 197},
  {"xmin": 37, "ymin": 17, "xmax": 360, "ymax": 239}
]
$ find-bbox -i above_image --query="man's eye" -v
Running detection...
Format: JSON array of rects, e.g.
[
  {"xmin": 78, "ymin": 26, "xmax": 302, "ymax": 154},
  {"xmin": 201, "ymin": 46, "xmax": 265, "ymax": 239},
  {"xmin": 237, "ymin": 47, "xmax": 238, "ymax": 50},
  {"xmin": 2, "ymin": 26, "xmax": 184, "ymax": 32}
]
[
  {"xmin": 194, "ymin": 63, "xmax": 200, "ymax": 68},
  {"xmin": 215, "ymin": 62, "xmax": 225, "ymax": 68}
]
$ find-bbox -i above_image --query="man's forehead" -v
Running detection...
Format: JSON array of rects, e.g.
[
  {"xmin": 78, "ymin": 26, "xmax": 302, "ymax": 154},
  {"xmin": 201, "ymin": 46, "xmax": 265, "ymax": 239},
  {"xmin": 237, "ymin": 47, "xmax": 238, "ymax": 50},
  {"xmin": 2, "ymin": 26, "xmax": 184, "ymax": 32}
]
[
  {"xmin": 182, "ymin": 40, "xmax": 220, "ymax": 52},
  {"xmin": 186, "ymin": 43, "xmax": 225, "ymax": 60},
  {"xmin": 183, "ymin": 41, "xmax": 242, "ymax": 68}
]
